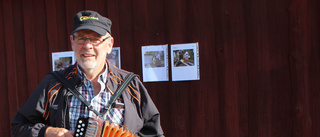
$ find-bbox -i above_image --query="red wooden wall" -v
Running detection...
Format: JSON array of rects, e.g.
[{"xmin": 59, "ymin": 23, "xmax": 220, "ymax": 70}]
[{"xmin": 1, "ymin": 0, "xmax": 320, "ymax": 136}]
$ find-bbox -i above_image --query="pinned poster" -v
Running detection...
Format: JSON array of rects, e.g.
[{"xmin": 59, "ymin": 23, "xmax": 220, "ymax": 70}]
[
  {"xmin": 52, "ymin": 51, "xmax": 76, "ymax": 71},
  {"xmin": 141, "ymin": 45, "xmax": 169, "ymax": 82},
  {"xmin": 171, "ymin": 43, "xmax": 200, "ymax": 81},
  {"xmin": 107, "ymin": 47, "xmax": 121, "ymax": 69}
]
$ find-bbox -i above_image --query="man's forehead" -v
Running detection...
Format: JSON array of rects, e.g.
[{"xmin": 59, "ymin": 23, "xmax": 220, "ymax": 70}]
[{"xmin": 74, "ymin": 29, "xmax": 101, "ymax": 37}]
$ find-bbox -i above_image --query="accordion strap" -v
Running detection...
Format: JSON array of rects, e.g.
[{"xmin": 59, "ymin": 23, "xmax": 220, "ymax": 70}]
[
  {"xmin": 52, "ymin": 71, "xmax": 137, "ymax": 118},
  {"xmin": 102, "ymin": 72, "xmax": 137, "ymax": 117}
]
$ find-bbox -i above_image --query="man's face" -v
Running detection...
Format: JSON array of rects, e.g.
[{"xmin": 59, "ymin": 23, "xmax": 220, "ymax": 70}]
[
  {"xmin": 184, "ymin": 52, "xmax": 190, "ymax": 59},
  {"xmin": 70, "ymin": 30, "xmax": 113, "ymax": 72}
]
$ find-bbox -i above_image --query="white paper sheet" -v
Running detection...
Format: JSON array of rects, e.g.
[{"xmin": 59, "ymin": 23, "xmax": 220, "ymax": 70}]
[
  {"xmin": 141, "ymin": 45, "xmax": 169, "ymax": 82},
  {"xmin": 52, "ymin": 51, "xmax": 76, "ymax": 71},
  {"xmin": 171, "ymin": 43, "xmax": 200, "ymax": 81}
]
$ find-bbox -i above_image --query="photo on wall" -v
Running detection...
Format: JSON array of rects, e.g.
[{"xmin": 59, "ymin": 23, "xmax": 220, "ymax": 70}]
[
  {"xmin": 107, "ymin": 47, "xmax": 121, "ymax": 69},
  {"xmin": 52, "ymin": 51, "xmax": 76, "ymax": 71},
  {"xmin": 171, "ymin": 43, "xmax": 200, "ymax": 81},
  {"xmin": 173, "ymin": 49, "xmax": 195, "ymax": 67},
  {"xmin": 141, "ymin": 45, "xmax": 169, "ymax": 82},
  {"xmin": 144, "ymin": 51, "xmax": 165, "ymax": 68}
]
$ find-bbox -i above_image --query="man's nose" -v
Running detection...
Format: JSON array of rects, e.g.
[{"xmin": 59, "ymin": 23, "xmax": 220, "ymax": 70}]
[{"xmin": 83, "ymin": 39, "xmax": 93, "ymax": 49}]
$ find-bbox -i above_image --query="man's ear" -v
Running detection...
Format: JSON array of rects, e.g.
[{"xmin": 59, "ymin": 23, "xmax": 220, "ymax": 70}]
[{"xmin": 107, "ymin": 37, "xmax": 114, "ymax": 54}]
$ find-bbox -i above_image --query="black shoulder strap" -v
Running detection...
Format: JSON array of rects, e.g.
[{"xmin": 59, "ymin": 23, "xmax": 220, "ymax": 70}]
[
  {"xmin": 101, "ymin": 72, "xmax": 138, "ymax": 117},
  {"xmin": 52, "ymin": 71, "xmax": 138, "ymax": 118},
  {"xmin": 52, "ymin": 71, "xmax": 100, "ymax": 116}
]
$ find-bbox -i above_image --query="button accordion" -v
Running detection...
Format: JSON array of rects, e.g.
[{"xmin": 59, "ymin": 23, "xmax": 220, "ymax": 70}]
[{"xmin": 74, "ymin": 117, "xmax": 138, "ymax": 137}]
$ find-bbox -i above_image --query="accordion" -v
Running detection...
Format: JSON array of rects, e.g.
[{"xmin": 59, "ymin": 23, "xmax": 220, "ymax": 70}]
[{"xmin": 74, "ymin": 117, "xmax": 138, "ymax": 137}]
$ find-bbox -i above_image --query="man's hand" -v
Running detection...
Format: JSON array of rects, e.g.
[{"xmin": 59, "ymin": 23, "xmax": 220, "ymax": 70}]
[{"xmin": 45, "ymin": 127, "xmax": 74, "ymax": 137}]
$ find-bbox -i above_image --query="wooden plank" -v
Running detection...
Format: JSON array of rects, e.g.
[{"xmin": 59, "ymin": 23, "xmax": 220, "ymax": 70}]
[
  {"xmin": 45, "ymin": 0, "xmax": 60, "ymax": 72},
  {"xmin": 45, "ymin": 0, "xmax": 59, "ymax": 52},
  {"xmin": 0, "ymin": 2, "xmax": 11, "ymax": 136},
  {"xmin": 245, "ymin": 1, "xmax": 268, "ymax": 136},
  {"xmin": 2, "ymin": 0, "xmax": 19, "ymax": 129},
  {"xmin": 11, "ymin": 0, "xmax": 30, "ymax": 104},
  {"xmin": 245, "ymin": 0, "xmax": 293, "ymax": 136},
  {"xmin": 32, "ymin": 0, "xmax": 51, "ymax": 82},
  {"xmin": 212, "ymin": 0, "xmax": 241, "ymax": 136},
  {"xmin": 163, "ymin": 0, "xmax": 187, "ymax": 44},
  {"xmin": 145, "ymin": 0, "xmax": 166, "ymax": 44},
  {"xmin": 308, "ymin": 1, "xmax": 320, "ymax": 136},
  {"xmin": 222, "ymin": 0, "xmax": 248, "ymax": 136},
  {"xmin": 85, "ymin": 0, "xmax": 98, "ymax": 10},
  {"xmin": 265, "ymin": 0, "xmax": 293, "ymax": 136},
  {"xmin": 117, "ymin": 0, "xmax": 136, "ymax": 72},
  {"xmin": 129, "ymin": 0, "xmax": 150, "ymax": 73},
  {"xmin": 106, "ymin": 0, "xmax": 120, "ymax": 48},
  {"xmin": 54, "ymin": 0, "xmax": 70, "ymax": 51},
  {"xmin": 65, "ymin": 0, "xmax": 84, "ymax": 37},
  {"xmin": 289, "ymin": 0, "xmax": 312, "ymax": 136},
  {"xmin": 22, "ymin": 0, "xmax": 39, "ymax": 96}
]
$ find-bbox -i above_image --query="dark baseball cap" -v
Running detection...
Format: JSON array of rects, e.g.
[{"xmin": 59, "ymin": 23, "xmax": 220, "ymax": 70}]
[{"xmin": 71, "ymin": 10, "xmax": 112, "ymax": 35}]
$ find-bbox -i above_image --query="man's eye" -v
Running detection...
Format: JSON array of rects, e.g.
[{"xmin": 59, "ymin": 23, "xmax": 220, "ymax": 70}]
[{"xmin": 78, "ymin": 37, "xmax": 86, "ymax": 40}]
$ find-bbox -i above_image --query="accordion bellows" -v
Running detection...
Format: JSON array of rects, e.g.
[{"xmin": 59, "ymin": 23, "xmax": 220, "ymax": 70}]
[{"xmin": 74, "ymin": 117, "xmax": 138, "ymax": 137}]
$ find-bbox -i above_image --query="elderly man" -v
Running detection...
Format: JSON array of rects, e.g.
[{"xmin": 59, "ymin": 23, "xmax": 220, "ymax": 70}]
[{"xmin": 12, "ymin": 10, "xmax": 164, "ymax": 137}]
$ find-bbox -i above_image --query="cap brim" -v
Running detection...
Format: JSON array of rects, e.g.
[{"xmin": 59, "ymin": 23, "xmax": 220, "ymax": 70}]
[{"xmin": 72, "ymin": 25, "xmax": 107, "ymax": 36}]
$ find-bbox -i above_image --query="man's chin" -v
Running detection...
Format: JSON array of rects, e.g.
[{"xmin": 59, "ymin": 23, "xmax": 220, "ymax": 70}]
[{"xmin": 79, "ymin": 63, "xmax": 96, "ymax": 70}]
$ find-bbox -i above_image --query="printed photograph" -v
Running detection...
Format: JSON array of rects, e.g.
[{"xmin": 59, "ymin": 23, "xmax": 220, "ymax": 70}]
[
  {"xmin": 107, "ymin": 47, "xmax": 121, "ymax": 68},
  {"xmin": 54, "ymin": 57, "xmax": 73, "ymax": 71},
  {"xmin": 52, "ymin": 51, "xmax": 75, "ymax": 71},
  {"xmin": 144, "ymin": 51, "xmax": 165, "ymax": 68},
  {"xmin": 173, "ymin": 49, "xmax": 195, "ymax": 67}
]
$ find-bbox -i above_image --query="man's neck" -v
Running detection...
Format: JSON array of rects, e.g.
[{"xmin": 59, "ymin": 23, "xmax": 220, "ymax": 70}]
[{"xmin": 79, "ymin": 64, "xmax": 106, "ymax": 81}]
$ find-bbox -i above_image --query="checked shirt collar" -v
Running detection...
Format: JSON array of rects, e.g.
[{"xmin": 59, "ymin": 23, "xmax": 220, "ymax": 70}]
[{"xmin": 69, "ymin": 63, "xmax": 124, "ymax": 131}]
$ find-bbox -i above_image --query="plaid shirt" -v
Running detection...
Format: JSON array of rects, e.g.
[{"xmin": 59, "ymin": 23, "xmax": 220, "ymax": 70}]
[{"xmin": 69, "ymin": 65, "xmax": 124, "ymax": 131}]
